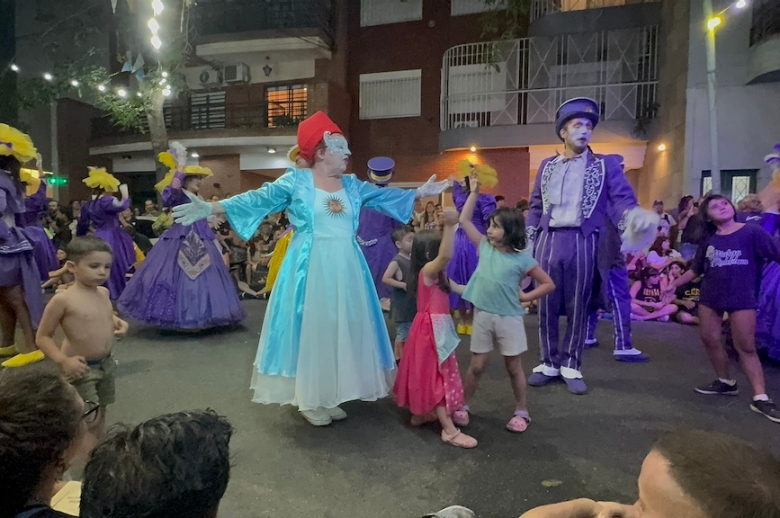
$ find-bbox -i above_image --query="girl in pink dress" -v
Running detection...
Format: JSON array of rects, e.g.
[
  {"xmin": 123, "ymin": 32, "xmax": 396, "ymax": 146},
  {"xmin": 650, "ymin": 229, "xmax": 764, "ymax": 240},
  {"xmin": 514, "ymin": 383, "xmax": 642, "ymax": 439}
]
[{"xmin": 393, "ymin": 209, "xmax": 477, "ymax": 449}]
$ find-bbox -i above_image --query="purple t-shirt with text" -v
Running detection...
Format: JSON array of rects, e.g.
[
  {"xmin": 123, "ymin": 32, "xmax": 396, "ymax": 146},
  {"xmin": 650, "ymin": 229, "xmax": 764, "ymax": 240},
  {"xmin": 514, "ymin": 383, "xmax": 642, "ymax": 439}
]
[{"xmin": 691, "ymin": 224, "xmax": 780, "ymax": 310}]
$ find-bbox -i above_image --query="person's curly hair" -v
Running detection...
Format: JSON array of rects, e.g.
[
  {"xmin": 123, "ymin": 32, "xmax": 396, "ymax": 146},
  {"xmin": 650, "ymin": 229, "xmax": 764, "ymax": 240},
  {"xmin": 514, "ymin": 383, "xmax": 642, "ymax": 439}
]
[
  {"xmin": 81, "ymin": 410, "xmax": 233, "ymax": 518},
  {"xmin": 0, "ymin": 365, "xmax": 82, "ymax": 518}
]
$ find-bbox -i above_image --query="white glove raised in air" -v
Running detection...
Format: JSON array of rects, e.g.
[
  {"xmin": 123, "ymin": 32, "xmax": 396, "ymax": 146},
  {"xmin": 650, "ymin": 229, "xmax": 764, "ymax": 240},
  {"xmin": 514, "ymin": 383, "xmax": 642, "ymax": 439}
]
[
  {"xmin": 620, "ymin": 206, "xmax": 660, "ymax": 252},
  {"xmin": 416, "ymin": 175, "xmax": 449, "ymax": 199},
  {"xmin": 172, "ymin": 190, "xmax": 214, "ymax": 226}
]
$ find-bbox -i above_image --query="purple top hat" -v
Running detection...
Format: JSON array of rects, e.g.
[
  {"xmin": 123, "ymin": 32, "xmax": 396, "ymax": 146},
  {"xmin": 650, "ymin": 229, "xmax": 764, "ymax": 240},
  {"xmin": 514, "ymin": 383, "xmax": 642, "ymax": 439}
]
[
  {"xmin": 367, "ymin": 156, "xmax": 395, "ymax": 186},
  {"xmin": 555, "ymin": 97, "xmax": 600, "ymax": 141}
]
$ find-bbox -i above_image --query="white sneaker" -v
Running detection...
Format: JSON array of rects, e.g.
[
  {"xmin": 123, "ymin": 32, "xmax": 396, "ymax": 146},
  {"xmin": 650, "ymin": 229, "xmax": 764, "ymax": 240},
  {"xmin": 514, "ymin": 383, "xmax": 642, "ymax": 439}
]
[
  {"xmin": 326, "ymin": 406, "xmax": 347, "ymax": 421},
  {"xmin": 423, "ymin": 506, "xmax": 475, "ymax": 518},
  {"xmin": 300, "ymin": 408, "xmax": 332, "ymax": 426}
]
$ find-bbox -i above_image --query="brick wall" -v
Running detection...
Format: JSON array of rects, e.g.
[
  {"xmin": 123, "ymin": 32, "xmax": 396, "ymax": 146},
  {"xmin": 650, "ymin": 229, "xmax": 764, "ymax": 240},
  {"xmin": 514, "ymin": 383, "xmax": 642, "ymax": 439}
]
[
  {"xmin": 346, "ymin": 2, "xmax": 509, "ymax": 187},
  {"xmin": 57, "ymin": 98, "xmax": 112, "ymax": 203},
  {"xmin": 240, "ymin": 170, "xmax": 284, "ymax": 192},
  {"xmin": 198, "ymin": 155, "xmax": 241, "ymax": 198}
]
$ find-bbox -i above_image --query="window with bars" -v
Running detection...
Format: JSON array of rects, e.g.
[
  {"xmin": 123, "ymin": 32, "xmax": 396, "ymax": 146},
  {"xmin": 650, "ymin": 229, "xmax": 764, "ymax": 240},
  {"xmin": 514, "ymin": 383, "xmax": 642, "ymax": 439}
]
[
  {"xmin": 359, "ymin": 70, "xmax": 422, "ymax": 119},
  {"xmin": 700, "ymin": 170, "xmax": 758, "ymax": 203},
  {"xmin": 189, "ymin": 91, "xmax": 227, "ymax": 129},
  {"xmin": 451, "ymin": 0, "xmax": 506, "ymax": 15},
  {"xmin": 266, "ymin": 84, "xmax": 308, "ymax": 128},
  {"xmin": 360, "ymin": 0, "xmax": 423, "ymax": 27}
]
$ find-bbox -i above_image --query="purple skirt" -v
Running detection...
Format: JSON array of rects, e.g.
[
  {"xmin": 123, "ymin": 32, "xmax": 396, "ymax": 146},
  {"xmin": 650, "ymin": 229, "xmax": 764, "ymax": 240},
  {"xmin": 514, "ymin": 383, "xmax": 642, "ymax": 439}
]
[
  {"xmin": 447, "ymin": 228, "xmax": 478, "ymax": 311},
  {"xmin": 95, "ymin": 227, "xmax": 136, "ymax": 300},
  {"xmin": 118, "ymin": 223, "xmax": 246, "ymax": 330},
  {"xmin": 757, "ymin": 261, "xmax": 780, "ymax": 362},
  {"xmin": 25, "ymin": 225, "xmax": 59, "ymax": 281},
  {"xmin": 0, "ymin": 228, "xmax": 44, "ymax": 328},
  {"xmin": 360, "ymin": 237, "xmax": 398, "ymax": 300}
]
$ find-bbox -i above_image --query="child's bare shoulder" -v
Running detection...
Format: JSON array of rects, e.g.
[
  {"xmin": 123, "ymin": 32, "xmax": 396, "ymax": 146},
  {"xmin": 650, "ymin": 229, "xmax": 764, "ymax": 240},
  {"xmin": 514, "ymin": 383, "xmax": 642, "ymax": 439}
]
[{"xmin": 98, "ymin": 286, "xmax": 111, "ymax": 299}]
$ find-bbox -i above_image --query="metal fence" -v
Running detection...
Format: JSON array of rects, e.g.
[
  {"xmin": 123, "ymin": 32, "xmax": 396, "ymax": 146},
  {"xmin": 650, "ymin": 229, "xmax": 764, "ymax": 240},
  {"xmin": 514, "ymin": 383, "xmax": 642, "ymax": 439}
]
[
  {"xmin": 531, "ymin": 0, "xmax": 661, "ymax": 22},
  {"xmin": 441, "ymin": 26, "xmax": 659, "ymax": 131}
]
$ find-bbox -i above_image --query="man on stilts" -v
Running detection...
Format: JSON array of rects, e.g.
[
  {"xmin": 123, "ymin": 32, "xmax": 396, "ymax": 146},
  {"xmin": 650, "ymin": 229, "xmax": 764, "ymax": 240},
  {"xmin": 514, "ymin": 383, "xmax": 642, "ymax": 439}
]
[{"xmin": 525, "ymin": 98, "xmax": 658, "ymax": 394}]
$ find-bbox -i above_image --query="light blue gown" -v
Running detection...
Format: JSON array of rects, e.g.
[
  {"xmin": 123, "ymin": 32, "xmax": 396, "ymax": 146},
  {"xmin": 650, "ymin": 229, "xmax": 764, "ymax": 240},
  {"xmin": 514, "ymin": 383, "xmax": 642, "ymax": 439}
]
[{"xmin": 221, "ymin": 168, "xmax": 415, "ymax": 410}]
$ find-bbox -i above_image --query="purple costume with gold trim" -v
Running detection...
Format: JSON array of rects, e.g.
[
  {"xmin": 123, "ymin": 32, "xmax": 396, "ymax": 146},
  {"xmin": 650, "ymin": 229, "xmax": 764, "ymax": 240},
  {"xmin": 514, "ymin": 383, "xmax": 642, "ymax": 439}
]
[
  {"xmin": 357, "ymin": 207, "xmax": 401, "ymax": 300},
  {"xmin": 447, "ymin": 181, "xmax": 496, "ymax": 310},
  {"xmin": 0, "ymin": 171, "xmax": 43, "ymax": 328},
  {"xmin": 118, "ymin": 174, "xmax": 246, "ymax": 329},
  {"xmin": 77, "ymin": 195, "xmax": 136, "ymax": 300},
  {"xmin": 17, "ymin": 180, "xmax": 58, "ymax": 281}
]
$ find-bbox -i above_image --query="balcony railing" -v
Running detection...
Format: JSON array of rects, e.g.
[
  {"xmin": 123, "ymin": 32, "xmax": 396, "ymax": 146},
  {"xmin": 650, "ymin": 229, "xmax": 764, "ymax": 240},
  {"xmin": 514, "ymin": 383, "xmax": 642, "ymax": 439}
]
[
  {"xmin": 531, "ymin": 0, "xmax": 660, "ymax": 22},
  {"xmin": 192, "ymin": 0, "xmax": 334, "ymax": 38},
  {"xmin": 90, "ymin": 101, "xmax": 306, "ymax": 140},
  {"xmin": 750, "ymin": 0, "xmax": 780, "ymax": 46},
  {"xmin": 441, "ymin": 26, "xmax": 659, "ymax": 132}
]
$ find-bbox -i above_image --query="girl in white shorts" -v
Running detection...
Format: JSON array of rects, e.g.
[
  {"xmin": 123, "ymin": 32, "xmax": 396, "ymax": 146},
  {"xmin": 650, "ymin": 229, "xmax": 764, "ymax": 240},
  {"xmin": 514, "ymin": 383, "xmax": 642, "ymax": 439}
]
[{"xmin": 453, "ymin": 171, "xmax": 554, "ymax": 433}]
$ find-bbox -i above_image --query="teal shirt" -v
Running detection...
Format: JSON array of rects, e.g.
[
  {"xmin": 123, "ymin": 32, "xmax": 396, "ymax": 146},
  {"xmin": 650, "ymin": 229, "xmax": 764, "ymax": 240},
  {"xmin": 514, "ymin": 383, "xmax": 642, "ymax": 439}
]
[{"xmin": 463, "ymin": 237, "xmax": 538, "ymax": 317}]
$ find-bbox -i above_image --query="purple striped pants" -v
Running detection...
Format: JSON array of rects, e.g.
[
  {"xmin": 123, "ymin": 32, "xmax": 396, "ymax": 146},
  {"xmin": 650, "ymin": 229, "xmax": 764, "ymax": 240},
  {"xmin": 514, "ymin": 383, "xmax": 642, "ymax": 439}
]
[{"xmin": 534, "ymin": 228, "xmax": 597, "ymax": 375}]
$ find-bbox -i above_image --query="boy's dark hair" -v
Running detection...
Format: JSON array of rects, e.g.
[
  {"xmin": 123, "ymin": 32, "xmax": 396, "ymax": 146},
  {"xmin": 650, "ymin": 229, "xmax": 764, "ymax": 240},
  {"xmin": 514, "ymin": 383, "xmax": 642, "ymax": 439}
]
[
  {"xmin": 489, "ymin": 208, "xmax": 527, "ymax": 250},
  {"xmin": 407, "ymin": 230, "xmax": 450, "ymax": 299},
  {"xmin": 515, "ymin": 198, "xmax": 530, "ymax": 211},
  {"xmin": 392, "ymin": 225, "xmax": 414, "ymax": 244},
  {"xmin": 0, "ymin": 364, "xmax": 82, "ymax": 518},
  {"xmin": 66, "ymin": 236, "xmax": 113, "ymax": 263},
  {"xmin": 495, "ymin": 195, "xmax": 505, "ymax": 202},
  {"xmin": 81, "ymin": 410, "xmax": 234, "ymax": 518},
  {"xmin": 640, "ymin": 266, "xmax": 660, "ymax": 280},
  {"xmin": 653, "ymin": 430, "xmax": 780, "ymax": 518}
]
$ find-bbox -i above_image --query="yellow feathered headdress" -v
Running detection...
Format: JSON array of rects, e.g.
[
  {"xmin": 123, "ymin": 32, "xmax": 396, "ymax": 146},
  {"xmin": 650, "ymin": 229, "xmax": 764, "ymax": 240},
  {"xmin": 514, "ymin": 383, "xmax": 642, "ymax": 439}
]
[
  {"xmin": 154, "ymin": 140, "xmax": 212, "ymax": 192},
  {"xmin": 19, "ymin": 168, "xmax": 42, "ymax": 196},
  {"xmin": 456, "ymin": 160, "xmax": 498, "ymax": 188},
  {"xmin": 0, "ymin": 124, "xmax": 37, "ymax": 164},
  {"xmin": 83, "ymin": 167, "xmax": 120, "ymax": 193}
]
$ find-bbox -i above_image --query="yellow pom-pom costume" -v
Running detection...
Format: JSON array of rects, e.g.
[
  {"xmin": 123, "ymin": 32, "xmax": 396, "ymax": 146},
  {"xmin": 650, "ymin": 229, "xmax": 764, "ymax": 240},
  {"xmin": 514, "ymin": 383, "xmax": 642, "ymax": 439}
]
[
  {"xmin": 456, "ymin": 160, "xmax": 499, "ymax": 189},
  {"xmin": 0, "ymin": 124, "xmax": 38, "ymax": 163},
  {"xmin": 155, "ymin": 165, "xmax": 213, "ymax": 193},
  {"xmin": 83, "ymin": 167, "xmax": 120, "ymax": 193},
  {"xmin": 19, "ymin": 168, "xmax": 42, "ymax": 197}
]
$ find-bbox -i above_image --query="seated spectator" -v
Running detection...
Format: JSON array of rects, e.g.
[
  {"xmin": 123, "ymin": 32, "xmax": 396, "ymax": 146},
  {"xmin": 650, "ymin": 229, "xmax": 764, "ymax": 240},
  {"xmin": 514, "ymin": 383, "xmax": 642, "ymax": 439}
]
[
  {"xmin": 0, "ymin": 365, "xmax": 89, "ymax": 518},
  {"xmin": 630, "ymin": 267, "xmax": 677, "ymax": 322},
  {"xmin": 80, "ymin": 410, "xmax": 233, "ymax": 518},
  {"xmin": 518, "ymin": 429, "xmax": 780, "ymax": 518},
  {"xmin": 625, "ymin": 250, "xmax": 647, "ymax": 281},
  {"xmin": 142, "ymin": 199, "xmax": 162, "ymax": 217},
  {"xmin": 495, "ymin": 195, "xmax": 506, "ymax": 208},
  {"xmin": 516, "ymin": 198, "xmax": 529, "ymax": 218},
  {"xmin": 673, "ymin": 269, "xmax": 702, "ymax": 326},
  {"xmin": 646, "ymin": 236, "xmax": 681, "ymax": 270},
  {"xmin": 736, "ymin": 194, "xmax": 764, "ymax": 226},
  {"xmin": 151, "ymin": 208, "xmax": 175, "ymax": 237}
]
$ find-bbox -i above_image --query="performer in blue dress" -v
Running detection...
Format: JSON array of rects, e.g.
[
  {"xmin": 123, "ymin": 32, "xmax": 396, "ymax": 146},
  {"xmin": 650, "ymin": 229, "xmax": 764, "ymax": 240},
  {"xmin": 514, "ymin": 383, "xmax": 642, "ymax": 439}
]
[{"xmin": 173, "ymin": 111, "xmax": 449, "ymax": 426}]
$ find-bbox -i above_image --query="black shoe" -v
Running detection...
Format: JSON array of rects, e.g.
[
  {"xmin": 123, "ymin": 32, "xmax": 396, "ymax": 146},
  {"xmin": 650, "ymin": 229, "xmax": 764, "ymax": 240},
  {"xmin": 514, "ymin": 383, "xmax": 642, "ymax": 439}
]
[
  {"xmin": 695, "ymin": 380, "xmax": 739, "ymax": 396},
  {"xmin": 750, "ymin": 399, "xmax": 780, "ymax": 423}
]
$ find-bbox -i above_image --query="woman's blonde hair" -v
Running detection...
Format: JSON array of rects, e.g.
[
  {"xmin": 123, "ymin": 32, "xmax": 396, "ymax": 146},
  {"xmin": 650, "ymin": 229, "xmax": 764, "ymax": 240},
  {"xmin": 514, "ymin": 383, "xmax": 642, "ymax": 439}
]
[{"xmin": 737, "ymin": 194, "xmax": 762, "ymax": 212}]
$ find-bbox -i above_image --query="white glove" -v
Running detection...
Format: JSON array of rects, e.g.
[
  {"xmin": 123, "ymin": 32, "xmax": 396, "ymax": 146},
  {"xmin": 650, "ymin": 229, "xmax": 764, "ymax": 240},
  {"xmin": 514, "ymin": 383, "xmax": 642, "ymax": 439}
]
[
  {"xmin": 620, "ymin": 207, "xmax": 660, "ymax": 252},
  {"xmin": 416, "ymin": 175, "xmax": 449, "ymax": 198},
  {"xmin": 119, "ymin": 184, "xmax": 129, "ymax": 199},
  {"xmin": 172, "ymin": 190, "xmax": 214, "ymax": 226}
]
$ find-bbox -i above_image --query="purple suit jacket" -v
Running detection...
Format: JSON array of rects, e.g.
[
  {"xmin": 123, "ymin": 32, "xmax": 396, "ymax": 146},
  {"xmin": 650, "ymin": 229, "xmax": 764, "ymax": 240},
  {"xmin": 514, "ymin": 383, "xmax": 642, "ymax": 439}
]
[{"xmin": 526, "ymin": 152, "xmax": 638, "ymax": 243}]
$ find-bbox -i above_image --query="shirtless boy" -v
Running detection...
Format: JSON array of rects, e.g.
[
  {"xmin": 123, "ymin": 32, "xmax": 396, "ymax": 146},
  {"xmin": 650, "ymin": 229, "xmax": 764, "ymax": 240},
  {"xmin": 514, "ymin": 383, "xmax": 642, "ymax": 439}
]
[{"xmin": 36, "ymin": 236, "xmax": 129, "ymax": 447}]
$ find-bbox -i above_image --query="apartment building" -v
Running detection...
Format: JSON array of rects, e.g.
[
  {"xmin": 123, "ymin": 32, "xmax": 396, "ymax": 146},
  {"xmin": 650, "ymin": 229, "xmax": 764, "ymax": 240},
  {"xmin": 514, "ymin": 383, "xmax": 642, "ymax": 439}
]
[
  {"xmin": 87, "ymin": 0, "xmax": 348, "ymax": 203},
  {"xmin": 636, "ymin": 0, "xmax": 780, "ymax": 207}
]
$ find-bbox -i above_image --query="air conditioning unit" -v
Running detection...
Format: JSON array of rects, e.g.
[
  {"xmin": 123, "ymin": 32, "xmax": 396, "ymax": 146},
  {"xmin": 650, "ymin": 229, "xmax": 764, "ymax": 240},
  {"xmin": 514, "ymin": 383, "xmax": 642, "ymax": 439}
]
[
  {"xmin": 454, "ymin": 120, "xmax": 479, "ymax": 129},
  {"xmin": 199, "ymin": 68, "xmax": 223, "ymax": 86},
  {"xmin": 224, "ymin": 63, "xmax": 250, "ymax": 84}
]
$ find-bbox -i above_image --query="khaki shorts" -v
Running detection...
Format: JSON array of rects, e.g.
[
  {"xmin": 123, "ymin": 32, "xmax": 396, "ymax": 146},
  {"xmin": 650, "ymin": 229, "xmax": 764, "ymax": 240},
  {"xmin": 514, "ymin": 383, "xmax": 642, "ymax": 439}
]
[
  {"xmin": 470, "ymin": 309, "xmax": 528, "ymax": 356},
  {"xmin": 71, "ymin": 355, "xmax": 116, "ymax": 406}
]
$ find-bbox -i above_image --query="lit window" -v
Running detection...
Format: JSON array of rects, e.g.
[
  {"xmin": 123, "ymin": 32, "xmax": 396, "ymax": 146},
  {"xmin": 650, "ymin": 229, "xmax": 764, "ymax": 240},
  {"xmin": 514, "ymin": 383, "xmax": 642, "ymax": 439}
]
[
  {"xmin": 451, "ymin": 0, "xmax": 506, "ymax": 16},
  {"xmin": 266, "ymin": 84, "xmax": 308, "ymax": 128}
]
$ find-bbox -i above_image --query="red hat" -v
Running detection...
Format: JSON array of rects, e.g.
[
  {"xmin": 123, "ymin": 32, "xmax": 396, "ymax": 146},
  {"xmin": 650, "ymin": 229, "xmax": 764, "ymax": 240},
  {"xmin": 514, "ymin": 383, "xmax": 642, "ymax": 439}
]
[{"xmin": 297, "ymin": 111, "xmax": 342, "ymax": 162}]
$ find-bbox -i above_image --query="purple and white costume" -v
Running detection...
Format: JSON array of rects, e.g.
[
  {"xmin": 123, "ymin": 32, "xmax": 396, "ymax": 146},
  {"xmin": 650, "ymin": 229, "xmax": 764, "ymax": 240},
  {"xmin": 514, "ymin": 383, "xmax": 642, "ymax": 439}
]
[
  {"xmin": 447, "ymin": 181, "xmax": 496, "ymax": 310},
  {"xmin": 357, "ymin": 208, "xmax": 401, "ymax": 300}
]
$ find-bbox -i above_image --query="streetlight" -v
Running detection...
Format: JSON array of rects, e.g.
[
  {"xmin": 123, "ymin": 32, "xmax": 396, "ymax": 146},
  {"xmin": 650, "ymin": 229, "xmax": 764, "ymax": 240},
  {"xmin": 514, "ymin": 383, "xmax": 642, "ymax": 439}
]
[{"xmin": 704, "ymin": 0, "xmax": 721, "ymax": 194}]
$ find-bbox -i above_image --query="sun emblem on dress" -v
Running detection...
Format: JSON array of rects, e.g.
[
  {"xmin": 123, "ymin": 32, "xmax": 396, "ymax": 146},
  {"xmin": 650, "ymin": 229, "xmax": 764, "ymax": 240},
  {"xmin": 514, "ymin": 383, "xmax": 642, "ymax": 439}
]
[{"xmin": 324, "ymin": 195, "xmax": 346, "ymax": 218}]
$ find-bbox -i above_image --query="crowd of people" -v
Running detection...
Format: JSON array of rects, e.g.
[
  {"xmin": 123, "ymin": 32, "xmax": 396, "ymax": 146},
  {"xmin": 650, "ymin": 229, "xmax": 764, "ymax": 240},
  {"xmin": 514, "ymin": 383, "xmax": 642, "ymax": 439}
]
[{"xmin": 2, "ymin": 105, "xmax": 780, "ymax": 517}]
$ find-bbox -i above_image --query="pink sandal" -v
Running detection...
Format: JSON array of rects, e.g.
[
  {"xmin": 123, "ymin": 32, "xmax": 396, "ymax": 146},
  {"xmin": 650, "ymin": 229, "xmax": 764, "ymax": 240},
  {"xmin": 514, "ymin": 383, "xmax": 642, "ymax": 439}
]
[
  {"xmin": 411, "ymin": 412, "xmax": 438, "ymax": 427},
  {"xmin": 452, "ymin": 409, "xmax": 469, "ymax": 427},
  {"xmin": 506, "ymin": 415, "xmax": 531, "ymax": 433},
  {"xmin": 441, "ymin": 429, "xmax": 478, "ymax": 449}
]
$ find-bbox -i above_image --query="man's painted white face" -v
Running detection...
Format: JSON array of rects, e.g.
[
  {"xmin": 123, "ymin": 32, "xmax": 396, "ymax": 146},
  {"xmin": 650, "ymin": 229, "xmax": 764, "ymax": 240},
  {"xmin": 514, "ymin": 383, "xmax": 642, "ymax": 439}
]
[
  {"xmin": 324, "ymin": 132, "xmax": 351, "ymax": 160},
  {"xmin": 562, "ymin": 118, "xmax": 593, "ymax": 152}
]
